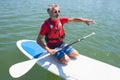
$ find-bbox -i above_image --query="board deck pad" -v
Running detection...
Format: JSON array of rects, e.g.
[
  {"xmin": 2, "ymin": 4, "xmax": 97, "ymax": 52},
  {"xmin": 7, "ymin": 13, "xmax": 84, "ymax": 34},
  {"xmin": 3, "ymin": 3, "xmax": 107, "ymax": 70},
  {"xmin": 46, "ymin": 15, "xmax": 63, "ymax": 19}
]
[{"xmin": 17, "ymin": 40, "xmax": 120, "ymax": 80}]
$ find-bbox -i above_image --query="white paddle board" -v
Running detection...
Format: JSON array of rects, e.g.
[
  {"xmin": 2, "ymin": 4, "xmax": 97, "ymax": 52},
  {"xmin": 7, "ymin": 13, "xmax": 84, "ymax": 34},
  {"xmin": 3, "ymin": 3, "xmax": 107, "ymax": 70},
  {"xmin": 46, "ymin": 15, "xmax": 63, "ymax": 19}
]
[{"xmin": 17, "ymin": 39, "xmax": 120, "ymax": 80}]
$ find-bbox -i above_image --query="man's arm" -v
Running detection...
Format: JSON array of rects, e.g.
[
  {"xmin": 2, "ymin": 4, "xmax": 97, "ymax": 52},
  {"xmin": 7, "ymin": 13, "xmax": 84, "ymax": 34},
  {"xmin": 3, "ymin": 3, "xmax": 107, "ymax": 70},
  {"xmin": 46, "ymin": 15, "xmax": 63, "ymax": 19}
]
[
  {"xmin": 36, "ymin": 34, "xmax": 55, "ymax": 55},
  {"xmin": 68, "ymin": 18, "xmax": 96, "ymax": 26}
]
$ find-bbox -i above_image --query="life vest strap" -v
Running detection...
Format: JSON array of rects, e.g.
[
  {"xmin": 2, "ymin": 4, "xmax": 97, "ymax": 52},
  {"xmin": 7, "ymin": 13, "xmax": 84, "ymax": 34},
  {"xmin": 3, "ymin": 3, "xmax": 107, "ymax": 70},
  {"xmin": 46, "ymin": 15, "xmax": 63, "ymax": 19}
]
[{"xmin": 45, "ymin": 33, "xmax": 65, "ymax": 42}]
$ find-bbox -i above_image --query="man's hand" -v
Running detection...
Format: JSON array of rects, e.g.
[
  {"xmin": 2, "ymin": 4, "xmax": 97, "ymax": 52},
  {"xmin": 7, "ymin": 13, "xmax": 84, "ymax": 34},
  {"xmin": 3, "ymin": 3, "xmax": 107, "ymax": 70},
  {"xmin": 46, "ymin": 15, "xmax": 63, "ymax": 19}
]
[
  {"xmin": 47, "ymin": 48, "xmax": 56, "ymax": 55},
  {"xmin": 85, "ymin": 19, "xmax": 96, "ymax": 26}
]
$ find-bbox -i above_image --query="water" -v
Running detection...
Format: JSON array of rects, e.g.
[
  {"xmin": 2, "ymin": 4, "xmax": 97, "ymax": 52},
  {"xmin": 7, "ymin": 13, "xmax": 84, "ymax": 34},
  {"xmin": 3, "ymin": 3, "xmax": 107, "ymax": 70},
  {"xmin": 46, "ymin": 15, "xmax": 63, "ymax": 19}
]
[{"xmin": 0, "ymin": 0, "xmax": 120, "ymax": 80}]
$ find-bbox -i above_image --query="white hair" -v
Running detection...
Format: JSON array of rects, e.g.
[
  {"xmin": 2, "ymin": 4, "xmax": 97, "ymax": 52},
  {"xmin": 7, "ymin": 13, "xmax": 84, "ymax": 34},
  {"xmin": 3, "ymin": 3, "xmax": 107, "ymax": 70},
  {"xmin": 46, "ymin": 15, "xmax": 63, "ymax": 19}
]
[{"xmin": 47, "ymin": 4, "xmax": 59, "ymax": 13}]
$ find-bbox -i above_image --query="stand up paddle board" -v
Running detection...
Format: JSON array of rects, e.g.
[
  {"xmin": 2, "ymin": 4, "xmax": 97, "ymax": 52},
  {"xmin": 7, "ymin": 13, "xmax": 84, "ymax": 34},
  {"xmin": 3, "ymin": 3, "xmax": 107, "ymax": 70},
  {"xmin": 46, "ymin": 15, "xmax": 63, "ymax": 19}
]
[{"xmin": 17, "ymin": 39, "xmax": 120, "ymax": 80}]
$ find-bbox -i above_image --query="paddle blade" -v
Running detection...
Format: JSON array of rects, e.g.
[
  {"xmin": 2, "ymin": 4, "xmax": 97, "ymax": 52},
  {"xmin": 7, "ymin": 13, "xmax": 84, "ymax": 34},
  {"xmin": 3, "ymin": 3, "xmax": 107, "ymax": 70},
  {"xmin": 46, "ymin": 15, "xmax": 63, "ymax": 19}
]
[{"xmin": 9, "ymin": 59, "xmax": 37, "ymax": 78}]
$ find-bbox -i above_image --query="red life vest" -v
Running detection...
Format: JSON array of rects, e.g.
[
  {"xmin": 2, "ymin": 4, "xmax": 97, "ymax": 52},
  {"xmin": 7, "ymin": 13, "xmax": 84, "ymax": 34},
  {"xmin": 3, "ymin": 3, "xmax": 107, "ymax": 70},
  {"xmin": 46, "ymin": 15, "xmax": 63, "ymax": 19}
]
[{"xmin": 45, "ymin": 18, "xmax": 65, "ymax": 44}]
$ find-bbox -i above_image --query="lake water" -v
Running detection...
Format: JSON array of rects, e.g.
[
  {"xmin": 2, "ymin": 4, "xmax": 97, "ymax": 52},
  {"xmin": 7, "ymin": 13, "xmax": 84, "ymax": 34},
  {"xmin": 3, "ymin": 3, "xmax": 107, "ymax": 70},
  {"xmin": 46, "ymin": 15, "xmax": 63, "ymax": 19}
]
[{"xmin": 0, "ymin": 0, "xmax": 120, "ymax": 80}]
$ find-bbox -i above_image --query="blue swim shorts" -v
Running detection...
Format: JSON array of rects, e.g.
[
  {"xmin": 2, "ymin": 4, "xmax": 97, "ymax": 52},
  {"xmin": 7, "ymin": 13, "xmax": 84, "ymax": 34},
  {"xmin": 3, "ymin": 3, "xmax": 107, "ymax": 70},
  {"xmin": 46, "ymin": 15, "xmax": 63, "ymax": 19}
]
[{"xmin": 54, "ymin": 43, "xmax": 74, "ymax": 60}]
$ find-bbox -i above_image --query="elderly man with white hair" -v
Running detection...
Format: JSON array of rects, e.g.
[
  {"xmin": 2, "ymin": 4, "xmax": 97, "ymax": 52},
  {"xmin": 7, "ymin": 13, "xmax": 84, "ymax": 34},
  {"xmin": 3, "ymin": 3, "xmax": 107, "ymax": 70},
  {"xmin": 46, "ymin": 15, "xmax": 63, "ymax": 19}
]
[{"xmin": 37, "ymin": 4, "xmax": 96, "ymax": 64}]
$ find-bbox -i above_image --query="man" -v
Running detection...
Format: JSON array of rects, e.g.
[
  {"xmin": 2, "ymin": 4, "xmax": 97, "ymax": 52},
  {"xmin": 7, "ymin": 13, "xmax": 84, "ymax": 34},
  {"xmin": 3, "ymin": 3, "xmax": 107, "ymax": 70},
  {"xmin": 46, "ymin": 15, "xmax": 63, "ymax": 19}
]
[{"xmin": 37, "ymin": 4, "xmax": 96, "ymax": 64}]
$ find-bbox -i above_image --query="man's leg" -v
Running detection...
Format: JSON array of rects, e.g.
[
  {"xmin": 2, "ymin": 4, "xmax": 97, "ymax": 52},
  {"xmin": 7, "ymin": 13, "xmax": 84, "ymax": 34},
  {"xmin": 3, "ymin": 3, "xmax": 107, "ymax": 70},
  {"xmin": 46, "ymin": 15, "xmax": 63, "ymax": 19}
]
[{"xmin": 68, "ymin": 49, "xmax": 79, "ymax": 59}]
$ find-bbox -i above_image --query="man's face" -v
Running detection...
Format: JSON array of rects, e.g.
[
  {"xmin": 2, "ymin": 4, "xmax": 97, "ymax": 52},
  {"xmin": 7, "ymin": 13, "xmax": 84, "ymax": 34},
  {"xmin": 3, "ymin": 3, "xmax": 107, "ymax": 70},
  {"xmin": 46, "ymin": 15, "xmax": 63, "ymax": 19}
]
[{"xmin": 49, "ymin": 7, "xmax": 60, "ymax": 20}]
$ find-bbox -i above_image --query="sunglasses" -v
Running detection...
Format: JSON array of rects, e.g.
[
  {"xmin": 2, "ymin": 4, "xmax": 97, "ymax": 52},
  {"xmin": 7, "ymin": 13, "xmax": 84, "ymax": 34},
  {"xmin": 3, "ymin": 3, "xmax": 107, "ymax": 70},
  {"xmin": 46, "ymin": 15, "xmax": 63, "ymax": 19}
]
[{"xmin": 54, "ymin": 10, "xmax": 60, "ymax": 13}]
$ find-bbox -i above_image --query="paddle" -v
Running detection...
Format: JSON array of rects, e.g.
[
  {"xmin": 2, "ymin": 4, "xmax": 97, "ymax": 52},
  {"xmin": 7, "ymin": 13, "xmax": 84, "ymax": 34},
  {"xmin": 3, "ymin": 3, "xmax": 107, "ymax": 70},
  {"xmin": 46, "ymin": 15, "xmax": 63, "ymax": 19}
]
[{"xmin": 9, "ymin": 32, "xmax": 95, "ymax": 78}]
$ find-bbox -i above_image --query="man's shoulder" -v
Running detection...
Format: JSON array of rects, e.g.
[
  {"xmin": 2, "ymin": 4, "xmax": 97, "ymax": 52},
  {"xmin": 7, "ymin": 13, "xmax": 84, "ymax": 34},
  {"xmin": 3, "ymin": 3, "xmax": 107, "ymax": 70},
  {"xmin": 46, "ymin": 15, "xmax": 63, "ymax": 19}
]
[{"xmin": 60, "ymin": 17, "xmax": 69, "ymax": 24}]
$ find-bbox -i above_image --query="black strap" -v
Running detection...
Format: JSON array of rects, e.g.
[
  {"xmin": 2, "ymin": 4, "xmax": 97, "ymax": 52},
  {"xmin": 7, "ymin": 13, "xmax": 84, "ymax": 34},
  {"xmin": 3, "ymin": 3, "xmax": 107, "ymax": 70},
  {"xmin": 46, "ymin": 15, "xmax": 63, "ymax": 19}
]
[{"xmin": 45, "ymin": 33, "xmax": 65, "ymax": 42}]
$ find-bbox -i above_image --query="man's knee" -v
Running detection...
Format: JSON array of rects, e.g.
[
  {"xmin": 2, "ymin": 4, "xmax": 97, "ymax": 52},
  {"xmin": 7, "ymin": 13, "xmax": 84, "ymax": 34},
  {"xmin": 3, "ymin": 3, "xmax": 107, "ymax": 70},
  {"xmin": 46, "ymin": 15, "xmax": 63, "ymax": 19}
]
[
  {"xmin": 69, "ymin": 50, "xmax": 79, "ymax": 59},
  {"xmin": 60, "ymin": 55, "xmax": 70, "ymax": 64}
]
